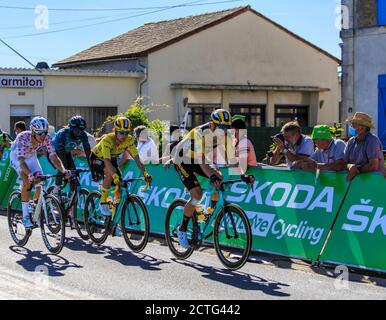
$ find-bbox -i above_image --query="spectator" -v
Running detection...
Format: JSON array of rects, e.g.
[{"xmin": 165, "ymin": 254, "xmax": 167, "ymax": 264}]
[
  {"xmin": 134, "ymin": 125, "xmax": 159, "ymax": 164},
  {"xmin": 160, "ymin": 124, "xmax": 183, "ymax": 163},
  {"xmin": 73, "ymin": 131, "xmax": 97, "ymax": 157},
  {"xmin": 344, "ymin": 112, "xmax": 385, "ymax": 181},
  {"xmin": 268, "ymin": 121, "xmax": 314, "ymax": 168},
  {"xmin": 231, "ymin": 116, "xmax": 257, "ymax": 174},
  {"xmin": 14, "ymin": 121, "xmax": 26, "ymax": 136},
  {"xmin": 293, "ymin": 125, "xmax": 346, "ymax": 171},
  {"xmin": 0, "ymin": 129, "xmax": 12, "ymax": 158}
]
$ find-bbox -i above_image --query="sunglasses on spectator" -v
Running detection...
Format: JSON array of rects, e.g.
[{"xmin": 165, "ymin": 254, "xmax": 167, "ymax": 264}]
[{"xmin": 117, "ymin": 130, "xmax": 129, "ymax": 136}]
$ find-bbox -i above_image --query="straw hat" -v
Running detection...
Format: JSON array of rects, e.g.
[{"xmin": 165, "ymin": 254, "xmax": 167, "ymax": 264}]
[{"xmin": 347, "ymin": 112, "xmax": 375, "ymax": 129}]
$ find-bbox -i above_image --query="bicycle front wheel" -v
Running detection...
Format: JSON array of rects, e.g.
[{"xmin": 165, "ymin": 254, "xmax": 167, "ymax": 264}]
[
  {"xmin": 120, "ymin": 195, "xmax": 150, "ymax": 253},
  {"xmin": 84, "ymin": 191, "xmax": 110, "ymax": 245},
  {"xmin": 7, "ymin": 191, "xmax": 31, "ymax": 247},
  {"xmin": 164, "ymin": 199, "xmax": 195, "ymax": 260},
  {"xmin": 213, "ymin": 204, "xmax": 252, "ymax": 271},
  {"xmin": 73, "ymin": 188, "xmax": 90, "ymax": 241},
  {"xmin": 40, "ymin": 194, "xmax": 66, "ymax": 255}
]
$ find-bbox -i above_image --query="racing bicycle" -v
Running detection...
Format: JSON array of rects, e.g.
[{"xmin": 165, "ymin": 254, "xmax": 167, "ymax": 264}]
[
  {"xmin": 8, "ymin": 174, "xmax": 66, "ymax": 254},
  {"xmin": 47, "ymin": 169, "xmax": 90, "ymax": 241},
  {"xmin": 165, "ymin": 175, "xmax": 254, "ymax": 271},
  {"xmin": 83, "ymin": 178, "xmax": 151, "ymax": 252}
]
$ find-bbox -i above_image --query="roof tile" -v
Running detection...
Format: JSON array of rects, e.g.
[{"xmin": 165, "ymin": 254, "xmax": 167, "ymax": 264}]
[{"xmin": 54, "ymin": 6, "xmax": 248, "ymax": 66}]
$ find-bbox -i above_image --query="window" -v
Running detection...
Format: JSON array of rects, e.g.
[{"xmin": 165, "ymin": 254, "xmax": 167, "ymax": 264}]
[
  {"xmin": 188, "ymin": 104, "xmax": 221, "ymax": 128},
  {"xmin": 48, "ymin": 106, "xmax": 117, "ymax": 133},
  {"xmin": 378, "ymin": 0, "xmax": 386, "ymax": 25},
  {"xmin": 230, "ymin": 104, "xmax": 266, "ymax": 127},
  {"xmin": 275, "ymin": 105, "xmax": 309, "ymax": 127}
]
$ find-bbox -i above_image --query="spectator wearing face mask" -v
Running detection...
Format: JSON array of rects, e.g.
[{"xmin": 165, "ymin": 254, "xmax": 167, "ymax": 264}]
[
  {"xmin": 134, "ymin": 125, "xmax": 159, "ymax": 164},
  {"xmin": 344, "ymin": 112, "xmax": 385, "ymax": 181},
  {"xmin": 268, "ymin": 121, "xmax": 314, "ymax": 168},
  {"xmin": 293, "ymin": 125, "xmax": 346, "ymax": 172}
]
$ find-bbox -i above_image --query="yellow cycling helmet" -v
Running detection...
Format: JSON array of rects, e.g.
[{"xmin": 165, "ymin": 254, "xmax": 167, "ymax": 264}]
[
  {"xmin": 114, "ymin": 117, "xmax": 131, "ymax": 132},
  {"xmin": 211, "ymin": 109, "xmax": 232, "ymax": 129}
]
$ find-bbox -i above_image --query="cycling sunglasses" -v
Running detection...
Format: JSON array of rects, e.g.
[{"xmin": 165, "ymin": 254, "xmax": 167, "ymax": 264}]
[
  {"xmin": 35, "ymin": 130, "xmax": 48, "ymax": 136},
  {"xmin": 117, "ymin": 130, "xmax": 129, "ymax": 136},
  {"xmin": 217, "ymin": 124, "xmax": 231, "ymax": 130}
]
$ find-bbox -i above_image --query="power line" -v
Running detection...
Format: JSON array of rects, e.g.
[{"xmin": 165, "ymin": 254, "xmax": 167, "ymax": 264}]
[
  {"xmin": 0, "ymin": 38, "xmax": 40, "ymax": 70},
  {"xmin": 0, "ymin": 12, "xmax": 135, "ymax": 31},
  {"xmin": 0, "ymin": 0, "xmax": 225, "ymax": 12},
  {"xmin": 2, "ymin": 0, "xmax": 243, "ymax": 40}
]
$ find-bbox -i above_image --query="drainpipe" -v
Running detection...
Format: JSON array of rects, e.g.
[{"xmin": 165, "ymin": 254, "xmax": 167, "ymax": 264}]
[{"xmin": 138, "ymin": 59, "xmax": 148, "ymax": 102}]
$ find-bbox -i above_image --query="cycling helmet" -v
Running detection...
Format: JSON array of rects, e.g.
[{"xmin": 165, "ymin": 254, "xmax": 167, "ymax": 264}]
[
  {"xmin": 211, "ymin": 109, "xmax": 232, "ymax": 129},
  {"xmin": 30, "ymin": 116, "xmax": 49, "ymax": 133},
  {"xmin": 114, "ymin": 117, "xmax": 131, "ymax": 132},
  {"xmin": 68, "ymin": 115, "xmax": 87, "ymax": 130}
]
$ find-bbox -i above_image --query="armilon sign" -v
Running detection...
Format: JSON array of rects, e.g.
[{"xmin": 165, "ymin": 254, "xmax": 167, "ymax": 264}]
[{"xmin": 0, "ymin": 76, "xmax": 44, "ymax": 88}]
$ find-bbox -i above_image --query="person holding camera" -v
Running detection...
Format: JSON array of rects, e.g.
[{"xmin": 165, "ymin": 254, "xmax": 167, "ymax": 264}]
[{"xmin": 268, "ymin": 121, "xmax": 314, "ymax": 168}]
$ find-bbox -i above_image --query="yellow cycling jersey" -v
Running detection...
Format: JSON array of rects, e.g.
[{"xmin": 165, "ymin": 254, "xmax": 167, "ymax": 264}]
[
  {"xmin": 91, "ymin": 132, "xmax": 138, "ymax": 160},
  {"xmin": 174, "ymin": 123, "xmax": 231, "ymax": 163}
]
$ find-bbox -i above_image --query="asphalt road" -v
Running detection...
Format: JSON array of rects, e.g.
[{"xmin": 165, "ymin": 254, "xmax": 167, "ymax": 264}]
[{"xmin": 0, "ymin": 215, "xmax": 385, "ymax": 300}]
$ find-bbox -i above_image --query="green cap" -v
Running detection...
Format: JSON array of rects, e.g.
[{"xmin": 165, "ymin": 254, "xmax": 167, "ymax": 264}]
[{"xmin": 311, "ymin": 125, "xmax": 333, "ymax": 140}]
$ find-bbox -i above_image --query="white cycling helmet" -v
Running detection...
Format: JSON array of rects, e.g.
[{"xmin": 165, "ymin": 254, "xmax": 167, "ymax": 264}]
[{"xmin": 30, "ymin": 116, "xmax": 49, "ymax": 133}]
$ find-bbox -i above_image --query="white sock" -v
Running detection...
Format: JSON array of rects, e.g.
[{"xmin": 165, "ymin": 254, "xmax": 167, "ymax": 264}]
[{"xmin": 22, "ymin": 202, "xmax": 29, "ymax": 219}]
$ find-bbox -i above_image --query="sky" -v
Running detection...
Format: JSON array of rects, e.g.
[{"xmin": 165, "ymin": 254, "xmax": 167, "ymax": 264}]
[{"xmin": 0, "ymin": 0, "xmax": 342, "ymax": 68}]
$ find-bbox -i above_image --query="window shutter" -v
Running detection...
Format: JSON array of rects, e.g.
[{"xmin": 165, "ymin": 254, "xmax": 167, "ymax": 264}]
[{"xmin": 378, "ymin": 0, "xmax": 386, "ymax": 25}]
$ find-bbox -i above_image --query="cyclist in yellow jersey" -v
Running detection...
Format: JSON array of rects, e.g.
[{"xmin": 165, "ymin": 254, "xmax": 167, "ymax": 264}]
[
  {"xmin": 90, "ymin": 117, "xmax": 152, "ymax": 217},
  {"xmin": 167, "ymin": 109, "xmax": 232, "ymax": 249}
]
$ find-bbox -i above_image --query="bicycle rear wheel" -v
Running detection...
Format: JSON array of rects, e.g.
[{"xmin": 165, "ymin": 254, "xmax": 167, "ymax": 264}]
[
  {"xmin": 121, "ymin": 195, "xmax": 150, "ymax": 253},
  {"xmin": 73, "ymin": 188, "xmax": 90, "ymax": 241},
  {"xmin": 7, "ymin": 191, "xmax": 31, "ymax": 247},
  {"xmin": 84, "ymin": 191, "xmax": 110, "ymax": 245},
  {"xmin": 213, "ymin": 204, "xmax": 252, "ymax": 271},
  {"xmin": 164, "ymin": 199, "xmax": 195, "ymax": 260},
  {"xmin": 40, "ymin": 194, "xmax": 66, "ymax": 255}
]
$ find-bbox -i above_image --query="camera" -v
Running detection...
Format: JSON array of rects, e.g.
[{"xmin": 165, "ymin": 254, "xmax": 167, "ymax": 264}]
[{"xmin": 271, "ymin": 133, "xmax": 285, "ymax": 143}]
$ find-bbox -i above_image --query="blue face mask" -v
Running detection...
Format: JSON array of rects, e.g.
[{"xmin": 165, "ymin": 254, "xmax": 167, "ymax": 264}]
[{"xmin": 349, "ymin": 127, "xmax": 357, "ymax": 137}]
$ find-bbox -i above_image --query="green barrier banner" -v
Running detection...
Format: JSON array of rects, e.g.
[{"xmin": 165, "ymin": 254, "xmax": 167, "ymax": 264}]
[
  {"xmin": 132, "ymin": 165, "xmax": 349, "ymax": 262},
  {"xmin": 132, "ymin": 165, "xmax": 190, "ymax": 234},
  {"xmin": 219, "ymin": 168, "xmax": 349, "ymax": 261},
  {"xmin": 0, "ymin": 148, "xmax": 15, "ymax": 208},
  {"xmin": 2, "ymin": 155, "xmax": 142, "ymax": 214},
  {"xmin": 320, "ymin": 173, "xmax": 386, "ymax": 272}
]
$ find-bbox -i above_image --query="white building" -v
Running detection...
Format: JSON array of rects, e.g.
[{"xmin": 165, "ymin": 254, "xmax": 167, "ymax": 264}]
[
  {"xmin": 0, "ymin": 68, "xmax": 141, "ymax": 133},
  {"xmin": 54, "ymin": 6, "xmax": 341, "ymax": 130},
  {"xmin": 341, "ymin": 0, "xmax": 386, "ymax": 146}
]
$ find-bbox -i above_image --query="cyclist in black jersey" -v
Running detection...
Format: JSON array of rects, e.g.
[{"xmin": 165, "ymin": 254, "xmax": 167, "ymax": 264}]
[{"xmin": 166, "ymin": 109, "xmax": 232, "ymax": 249}]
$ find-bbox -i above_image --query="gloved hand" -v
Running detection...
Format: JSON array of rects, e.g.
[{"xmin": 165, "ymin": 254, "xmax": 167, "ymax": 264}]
[
  {"xmin": 29, "ymin": 172, "xmax": 42, "ymax": 184},
  {"xmin": 63, "ymin": 169, "xmax": 71, "ymax": 180},
  {"xmin": 112, "ymin": 173, "xmax": 121, "ymax": 186},
  {"xmin": 144, "ymin": 171, "xmax": 152, "ymax": 184}
]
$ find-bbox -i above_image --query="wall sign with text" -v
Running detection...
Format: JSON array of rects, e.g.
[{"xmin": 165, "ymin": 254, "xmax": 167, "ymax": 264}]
[{"xmin": 0, "ymin": 76, "xmax": 44, "ymax": 88}]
